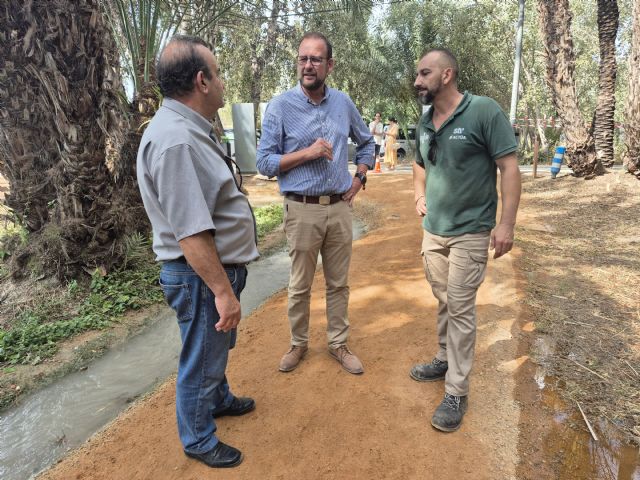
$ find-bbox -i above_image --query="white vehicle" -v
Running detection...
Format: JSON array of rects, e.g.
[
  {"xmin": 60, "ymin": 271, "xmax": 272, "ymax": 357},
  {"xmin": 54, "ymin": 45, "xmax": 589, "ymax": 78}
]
[{"xmin": 395, "ymin": 125, "xmax": 416, "ymax": 160}]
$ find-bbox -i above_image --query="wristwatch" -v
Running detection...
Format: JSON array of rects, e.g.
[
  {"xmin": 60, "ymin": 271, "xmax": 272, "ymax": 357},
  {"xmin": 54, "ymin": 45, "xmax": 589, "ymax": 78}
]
[{"xmin": 355, "ymin": 171, "xmax": 367, "ymax": 190}]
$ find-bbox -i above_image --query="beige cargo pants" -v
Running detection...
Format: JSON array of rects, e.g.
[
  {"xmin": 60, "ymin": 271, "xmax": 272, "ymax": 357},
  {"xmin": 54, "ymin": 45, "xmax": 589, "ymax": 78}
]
[{"xmin": 421, "ymin": 229, "xmax": 491, "ymax": 396}]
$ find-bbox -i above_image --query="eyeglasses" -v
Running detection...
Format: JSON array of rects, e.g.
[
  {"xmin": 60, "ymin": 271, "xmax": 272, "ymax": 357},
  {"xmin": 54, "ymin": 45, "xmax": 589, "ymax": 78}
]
[
  {"xmin": 427, "ymin": 135, "xmax": 437, "ymax": 165},
  {"xmin": 224, "ymin": 155, "xmax": 243, "ymax": 190},
  {"xmin": 297, "ymin": 56, "xmax": 325, "ymax": 67}
]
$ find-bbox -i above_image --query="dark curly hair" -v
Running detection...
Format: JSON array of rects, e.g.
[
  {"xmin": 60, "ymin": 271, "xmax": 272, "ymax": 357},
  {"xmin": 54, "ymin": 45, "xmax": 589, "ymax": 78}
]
[{"xmin": 156, "ymin": 35, "xmax": 212, "ymax": 98}]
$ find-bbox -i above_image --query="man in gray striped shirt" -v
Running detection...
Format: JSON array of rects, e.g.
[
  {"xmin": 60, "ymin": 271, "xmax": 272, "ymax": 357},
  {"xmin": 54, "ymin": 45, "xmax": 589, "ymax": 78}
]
[{"xmin": 257, "ymin": 32, "xmax": 374, "ymax": 375}]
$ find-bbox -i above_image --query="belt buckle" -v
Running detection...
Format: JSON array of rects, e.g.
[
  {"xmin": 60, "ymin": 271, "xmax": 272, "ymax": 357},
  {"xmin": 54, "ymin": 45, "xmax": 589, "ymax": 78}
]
[{"xmin": 319, "ymin": 195, "xmax": 331, "ymax": 205}]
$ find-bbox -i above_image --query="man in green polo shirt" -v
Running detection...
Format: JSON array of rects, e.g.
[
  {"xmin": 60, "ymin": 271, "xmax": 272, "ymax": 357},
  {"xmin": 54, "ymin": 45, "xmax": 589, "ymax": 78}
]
[{"xmin": 410, "ymin": 48, "xmax": 521, "ymax": 432}]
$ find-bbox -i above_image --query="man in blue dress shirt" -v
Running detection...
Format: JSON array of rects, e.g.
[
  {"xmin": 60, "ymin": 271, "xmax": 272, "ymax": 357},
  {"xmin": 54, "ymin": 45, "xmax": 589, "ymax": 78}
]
[{"xmin": 257, "ymin": 32, "xmax": 374, "ymax": 375}]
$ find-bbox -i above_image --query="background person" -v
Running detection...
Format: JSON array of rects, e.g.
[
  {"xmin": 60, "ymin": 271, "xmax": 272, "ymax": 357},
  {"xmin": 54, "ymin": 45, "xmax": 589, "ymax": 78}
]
[
  {"xmin": 136, "ymin": 35, "xmax": 259, "ymax": 468},
  {"xmin": 384, "ymin": 117, "xmax": 399, "ymax": 170},
  {"xmin": 256, "ymin": 32, "xmax": 374, "ymax": 375},
  {"xmin": 410, "ymin": 48, "xmax": 521, "ymax": 432},
  {"xmin": 369, "ymin": 112, "xmax": 384, "ymax": 170}
]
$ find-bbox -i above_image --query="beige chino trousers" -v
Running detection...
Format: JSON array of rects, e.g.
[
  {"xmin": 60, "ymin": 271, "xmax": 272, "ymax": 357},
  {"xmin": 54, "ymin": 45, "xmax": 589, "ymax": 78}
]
[
  {"xmin": 421, "ymin": 229, "xmax": 491, "ymax": 397},
  {"xmin": 284, "ymin": 197, "xmax": 352, "ymax": 348}
]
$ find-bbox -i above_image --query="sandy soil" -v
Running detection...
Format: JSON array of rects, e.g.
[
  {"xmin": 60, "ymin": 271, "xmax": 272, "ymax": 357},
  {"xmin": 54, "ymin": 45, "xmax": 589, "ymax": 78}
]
[{"xmin": 38, "ymin": 173, "xmax": 546, "ymax": 480}]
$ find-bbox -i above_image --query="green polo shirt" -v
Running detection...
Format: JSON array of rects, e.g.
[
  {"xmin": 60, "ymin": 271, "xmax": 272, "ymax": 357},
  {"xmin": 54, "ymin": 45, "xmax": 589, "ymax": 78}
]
[{"xmin": 415, "ymin": 92, "xmax": 517, "ymax": 236}]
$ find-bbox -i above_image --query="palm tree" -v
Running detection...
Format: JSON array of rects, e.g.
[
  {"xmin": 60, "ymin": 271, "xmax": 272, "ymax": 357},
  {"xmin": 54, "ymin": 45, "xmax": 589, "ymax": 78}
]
[
  {"xmin": 0, "ymin": 0, "xmax": 146, "ymax": 279},
  {"xmin": 536, "ymin": 0, "xmax": 604, "ymax": 177},
  {"xmin": 594, "ymin": 0, "xmax": 619, "ymax": 169},
  {"xmin": 624, "ymin": 0, "xmax": 640, "ymax": 178}
]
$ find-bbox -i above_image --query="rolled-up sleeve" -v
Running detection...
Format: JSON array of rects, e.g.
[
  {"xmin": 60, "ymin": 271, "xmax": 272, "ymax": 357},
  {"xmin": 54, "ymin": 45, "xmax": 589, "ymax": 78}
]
[
  {"xmin": 256, "ymin": 105, "xmax": 283, "ymax": 178},
  {"xmin": 348, "ymin": 101, "xmax": 375, "ymax": 169}
]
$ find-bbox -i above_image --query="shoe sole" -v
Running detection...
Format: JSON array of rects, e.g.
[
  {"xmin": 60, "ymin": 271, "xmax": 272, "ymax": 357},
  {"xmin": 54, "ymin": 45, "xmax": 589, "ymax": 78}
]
[
  {"xmin": 212, "ymin": 402, "xmax": 256, "ymax": 418},
  {"xmin": 409, "ymin": 371, "xmax": 446, "ymax": 382},
  {"xmin": 430, "ymin": 420, "xmax": 461, "ymax": 432},
  {"xmin": 279, "ymin": 365, "xmax": 298, "ymax": 372},
  {"xmin": 186, "ymin": 452, "xmax": 244, "ymax": 468}
]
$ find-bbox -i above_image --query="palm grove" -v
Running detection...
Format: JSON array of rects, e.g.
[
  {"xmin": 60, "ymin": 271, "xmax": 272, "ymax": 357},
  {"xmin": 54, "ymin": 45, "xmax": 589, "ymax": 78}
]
[{"xmin": 0, "ymin": 0, "xmax": 638, "ymax": 282}]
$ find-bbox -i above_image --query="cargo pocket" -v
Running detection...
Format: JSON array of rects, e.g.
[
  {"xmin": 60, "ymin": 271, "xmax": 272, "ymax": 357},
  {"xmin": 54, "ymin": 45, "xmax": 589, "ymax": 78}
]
[
  {"xmin": 466, "ymin": 251, "xmax": 488, "ymax": 289},
  {"xmin": 421, "ymin": 251, "xmax": 434, "ymax": 283}
]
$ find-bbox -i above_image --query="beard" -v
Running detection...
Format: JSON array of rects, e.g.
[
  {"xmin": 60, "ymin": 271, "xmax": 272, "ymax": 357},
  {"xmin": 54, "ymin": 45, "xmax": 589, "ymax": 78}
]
[
  {"xmin": 417, "ymin": 90, "xmax": 434, "ymax": 105},
  {"xmin": 416, "ymin": 79, "xmax": 441, "ymax": 105},
  {"xmin": 299, "ymin": 70, "xmax": 324, "ymax": 91}
]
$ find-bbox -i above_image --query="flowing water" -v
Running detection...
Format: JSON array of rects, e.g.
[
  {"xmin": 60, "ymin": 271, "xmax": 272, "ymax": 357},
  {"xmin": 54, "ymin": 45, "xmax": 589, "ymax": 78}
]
[
  {"xmin": 0, "ymin": 221, "xmax": 366, "ymax": 480},
  {"xmin": 0, "ymin": 247, "xmax": 294, "ymax": 480}
]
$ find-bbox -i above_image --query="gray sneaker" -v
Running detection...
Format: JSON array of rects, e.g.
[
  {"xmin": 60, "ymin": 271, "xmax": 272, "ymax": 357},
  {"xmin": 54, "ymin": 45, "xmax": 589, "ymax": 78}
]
[
  {"xmin": 409, "ymin": 358, "xmax": 448, "ymax": 382},
  {"xmin": 431, "ymin": 393, "xmax": 468, "ymax": 432}
]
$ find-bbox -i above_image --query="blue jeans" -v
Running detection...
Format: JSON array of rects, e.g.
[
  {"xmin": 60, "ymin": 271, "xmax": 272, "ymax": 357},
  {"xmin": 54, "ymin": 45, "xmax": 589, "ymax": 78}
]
[{"xmin": 160, "ymin": 261, "xmax": 248, "ymax": 454}]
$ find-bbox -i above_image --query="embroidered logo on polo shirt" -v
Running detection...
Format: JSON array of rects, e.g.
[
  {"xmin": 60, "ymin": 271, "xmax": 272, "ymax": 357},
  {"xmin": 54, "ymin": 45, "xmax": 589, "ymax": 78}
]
[{"xmin": 449, "ymin": 127, "xmax": 467, "ymax": 140}]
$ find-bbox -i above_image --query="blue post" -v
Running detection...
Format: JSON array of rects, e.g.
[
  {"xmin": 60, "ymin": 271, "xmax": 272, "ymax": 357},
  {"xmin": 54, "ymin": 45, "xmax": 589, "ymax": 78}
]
[{"xmin": 551, "ymin": 145, "xmax": 565, "ymax": 178}]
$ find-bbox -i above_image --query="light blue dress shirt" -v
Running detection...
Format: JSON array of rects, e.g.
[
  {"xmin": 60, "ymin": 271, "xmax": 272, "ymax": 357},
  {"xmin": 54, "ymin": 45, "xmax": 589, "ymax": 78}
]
[{"xmin": 256, "ymin": 83, "xmax": 375, "ymax": 196}]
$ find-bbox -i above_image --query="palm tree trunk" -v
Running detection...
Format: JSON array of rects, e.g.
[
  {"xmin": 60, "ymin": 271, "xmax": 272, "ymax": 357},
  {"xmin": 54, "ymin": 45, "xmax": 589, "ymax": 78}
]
[
  {"xmin": 0, "ymin": 0, "xmax": 146, "ymax": 279},
  {"xmin": 624, "ymin": 0, "xmax": 640, "ymax": 178},
  {"xmin": 594, "ymin": 0, "xmax": 619, "ymax": 168},
  {"xmin": 536, "ymin": 0, "xmax": 604, "ymax": 177}
]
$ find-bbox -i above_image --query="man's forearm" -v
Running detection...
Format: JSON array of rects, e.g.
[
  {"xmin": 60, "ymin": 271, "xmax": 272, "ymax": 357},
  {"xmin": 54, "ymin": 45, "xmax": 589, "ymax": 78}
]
[
  {"xmin": 413, "ymin": 162, "xmax": 426, "ymax": 200},
  {"xmin": 497, "ymin": 155, "xmax": 521, "ymax": 225},
  {"xmin": 279, "ymin": 149, "xmax": 311, "ymax": 173},
  {"xmin": 178, "ymin": 231, "xmax": 234, "ymax": 300}
]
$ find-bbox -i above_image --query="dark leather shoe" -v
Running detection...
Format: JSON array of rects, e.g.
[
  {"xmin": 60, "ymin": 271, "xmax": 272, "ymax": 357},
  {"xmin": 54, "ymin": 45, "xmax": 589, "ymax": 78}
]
[
  {"xmin": 431, "ymin": 393, "xmax": 468, "ymax": 432},
  {"xmin": 410, "ymin": 358, "xmax": 448, "ymax": 382},
  {"xmin": 185, "ymin": 441, "xmax": 243, "ymax": 468},
  {"xmin": 213, "ymin": 396, "xmax": 256, "ymax": 418}
]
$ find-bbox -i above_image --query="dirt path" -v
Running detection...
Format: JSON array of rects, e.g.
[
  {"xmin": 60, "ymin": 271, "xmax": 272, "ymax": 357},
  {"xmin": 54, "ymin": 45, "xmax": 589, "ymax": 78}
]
[{"xmin": 39, "ymin": 174, "xmax": 539, "ymax": 480}]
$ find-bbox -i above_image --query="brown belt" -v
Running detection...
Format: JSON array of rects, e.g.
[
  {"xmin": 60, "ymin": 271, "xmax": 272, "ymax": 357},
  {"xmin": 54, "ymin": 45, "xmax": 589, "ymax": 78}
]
[{"xmin": 285, "ymin": 193, "xmax": 343, "ymax": 205}]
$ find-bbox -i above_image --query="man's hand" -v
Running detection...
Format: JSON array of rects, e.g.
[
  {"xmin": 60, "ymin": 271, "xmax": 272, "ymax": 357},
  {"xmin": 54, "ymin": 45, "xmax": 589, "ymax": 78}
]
[
  {"xmin": 415, "ymin": 195, "xmax": 427, "ymax": 217},
  {"xmin": 342, "ymin": 177, "xmax": 363, "ymax": 206},
  {"xmin": 214, "ymin": 292, "xmax": 242, "ymax": 332},
  {"xmin": 307, "ymin": 138, "xmax": 333, "ymax": 161},
  {"xmin": 490, "ymin": 223, "xmax": 515, "ymax": 259}
]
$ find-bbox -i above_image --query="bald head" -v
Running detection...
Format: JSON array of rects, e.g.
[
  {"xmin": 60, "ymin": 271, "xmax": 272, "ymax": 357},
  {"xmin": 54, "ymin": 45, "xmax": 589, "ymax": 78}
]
[
  {"xmin": 421, "ymin": 48, "xmax": 459, "ymax": 81},
  {"xmin": 156, "ymin": 35, "xmax": 213, "ymax": 98}
]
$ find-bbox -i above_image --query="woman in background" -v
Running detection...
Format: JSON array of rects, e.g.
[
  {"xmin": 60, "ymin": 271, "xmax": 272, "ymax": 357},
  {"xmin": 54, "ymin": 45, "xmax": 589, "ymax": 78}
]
[{"xmin": 384, "ymin": 117, "xmax": 399, "ymax": 171}]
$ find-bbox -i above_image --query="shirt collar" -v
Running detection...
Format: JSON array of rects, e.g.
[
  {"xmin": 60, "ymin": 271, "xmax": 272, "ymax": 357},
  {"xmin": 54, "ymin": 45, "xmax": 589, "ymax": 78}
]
[
  {"xmin": 295, "ymin": 82, "xmax": 331, "ymax": 105},
  {"xmin": 161, "ymin": 97, "xmax": 213, "ymax": 134},
  {"xmin": 424, "ymin": 91, "xmax": 472, "ymax": 130}
]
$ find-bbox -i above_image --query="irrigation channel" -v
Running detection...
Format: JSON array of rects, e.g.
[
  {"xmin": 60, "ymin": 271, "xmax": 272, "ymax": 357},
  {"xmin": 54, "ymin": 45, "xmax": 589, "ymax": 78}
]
[{"xmin": 0, "ymin": 221, "xmax": 365, "ymax": 480}]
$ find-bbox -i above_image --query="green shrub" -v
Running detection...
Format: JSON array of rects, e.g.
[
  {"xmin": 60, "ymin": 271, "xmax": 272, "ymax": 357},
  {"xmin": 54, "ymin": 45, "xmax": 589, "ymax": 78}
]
[{"xmin": 254, "ymin": 204, "xmax": 283, "ymax": 240}]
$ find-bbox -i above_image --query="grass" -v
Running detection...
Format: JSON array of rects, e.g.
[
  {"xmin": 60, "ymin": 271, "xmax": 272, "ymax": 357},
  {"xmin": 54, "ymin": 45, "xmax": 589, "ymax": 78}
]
[
  {"xmin": 0, "ymin": 262, "xmax": 163, "ymax": 366},
  {"xmin": 254, "ymin": 204, "xmax": 283, "ymax": 240},
  {"xmin": 516, "ymin": 172, "xmax": 640, "ymax": 445}
]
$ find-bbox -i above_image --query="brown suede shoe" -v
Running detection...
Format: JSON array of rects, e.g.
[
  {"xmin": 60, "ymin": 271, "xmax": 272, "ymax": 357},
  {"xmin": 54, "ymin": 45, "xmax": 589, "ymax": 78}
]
[
  {"xmin": 329, "ymin": 345, "xmax": 364, "ymax": 374},
  {"xmin": 279, "ymin": 345, "xmax": 308, "ymax": 372}
]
